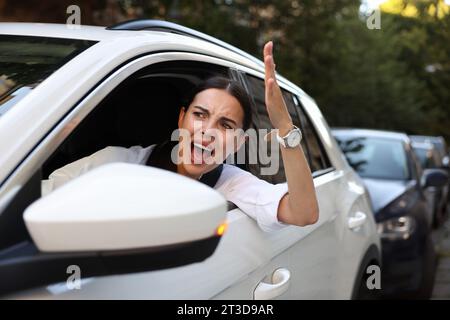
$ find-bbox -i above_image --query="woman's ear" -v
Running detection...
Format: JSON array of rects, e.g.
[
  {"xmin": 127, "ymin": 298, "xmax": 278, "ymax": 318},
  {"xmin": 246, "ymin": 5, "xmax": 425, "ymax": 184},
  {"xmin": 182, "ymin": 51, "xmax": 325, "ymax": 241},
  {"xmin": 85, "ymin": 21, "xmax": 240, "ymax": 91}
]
[{"xmin": 178, "ymin": 106, "xmax": 186, "ymax": 128}]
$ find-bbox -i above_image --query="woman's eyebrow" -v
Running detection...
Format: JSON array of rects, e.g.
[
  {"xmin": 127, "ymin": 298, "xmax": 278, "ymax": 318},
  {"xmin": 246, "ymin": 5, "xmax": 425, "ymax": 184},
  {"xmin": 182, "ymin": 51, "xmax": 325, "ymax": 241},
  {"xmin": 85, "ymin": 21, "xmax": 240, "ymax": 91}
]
[
  {"xmin": 193, "ymin": 105, "xmax": 210, "ymax": 114},
  {"xmin": 220, "ymin": 116, "xmax": 237, "ymax": 126},
  {"xmin": 193, "ymin": 105, "xmax": 237, "ymax": 126}
]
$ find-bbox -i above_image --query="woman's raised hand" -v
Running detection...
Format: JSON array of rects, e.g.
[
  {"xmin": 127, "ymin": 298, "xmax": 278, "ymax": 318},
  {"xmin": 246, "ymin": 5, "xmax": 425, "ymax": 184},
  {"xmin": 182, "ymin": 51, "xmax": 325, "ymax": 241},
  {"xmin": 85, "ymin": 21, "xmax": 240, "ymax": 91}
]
[{"xmin": 263, "ymin": 41, "xmax": 293, "ymax": 136}]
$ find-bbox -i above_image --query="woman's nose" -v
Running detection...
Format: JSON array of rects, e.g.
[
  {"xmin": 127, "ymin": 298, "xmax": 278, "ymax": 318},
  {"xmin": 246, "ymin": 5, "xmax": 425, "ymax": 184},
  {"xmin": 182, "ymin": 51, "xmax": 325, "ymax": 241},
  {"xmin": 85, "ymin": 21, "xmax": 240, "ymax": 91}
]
[
  {"xmin": 201, "ymin": 121, "xmax": 216, "ymax": 134},
  {"xmin": 201, "ymin": 124, "xmax": 218, "ymax": 143}
]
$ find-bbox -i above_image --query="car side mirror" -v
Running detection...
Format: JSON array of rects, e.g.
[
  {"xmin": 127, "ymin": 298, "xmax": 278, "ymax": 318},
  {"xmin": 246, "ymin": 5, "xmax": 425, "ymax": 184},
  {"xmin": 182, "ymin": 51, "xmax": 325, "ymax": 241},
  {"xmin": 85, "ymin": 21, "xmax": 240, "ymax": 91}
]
[
  {"xmin": 442, "ymin": 155, "xmax": 449, "ymax": 168},
  {"xmin": 1, "ymin": 163, "xmax": 227, "ymax": 295},
  {"xmin": 421, "ymin": 168, "xmax": 449, "ymax": 188}
]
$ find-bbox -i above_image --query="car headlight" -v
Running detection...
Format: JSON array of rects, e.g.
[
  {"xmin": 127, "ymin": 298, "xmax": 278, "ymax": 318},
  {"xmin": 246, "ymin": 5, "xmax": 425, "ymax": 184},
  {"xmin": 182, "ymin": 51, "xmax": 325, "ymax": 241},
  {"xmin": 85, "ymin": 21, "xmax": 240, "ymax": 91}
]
[{"xmin": 377, "ymin": 216, "xmax": 416, "ymax": 241}]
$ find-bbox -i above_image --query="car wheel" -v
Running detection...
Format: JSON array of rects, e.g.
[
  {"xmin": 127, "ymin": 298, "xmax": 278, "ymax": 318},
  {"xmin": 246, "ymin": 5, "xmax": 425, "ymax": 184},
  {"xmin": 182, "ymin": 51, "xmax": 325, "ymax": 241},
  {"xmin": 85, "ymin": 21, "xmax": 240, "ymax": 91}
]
[
  {"xmin": 354, "ymin": 262, "xmax": 381, "ymax": 300},
  {"xmin": 412, "ymin": 235, "xmax": 437, "ymax": 299}
]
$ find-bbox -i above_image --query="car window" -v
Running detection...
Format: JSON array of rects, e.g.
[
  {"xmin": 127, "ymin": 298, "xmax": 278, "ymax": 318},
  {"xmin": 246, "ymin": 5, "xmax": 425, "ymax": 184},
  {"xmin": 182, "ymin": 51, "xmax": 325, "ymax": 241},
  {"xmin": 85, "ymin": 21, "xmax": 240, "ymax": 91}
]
[
  {"xmin": 244, "ymin": 74, "xmax": 330, "ymax": 184},
  {"xmin": 0, "ymin": 35, "xmax": 96, "ymax": 116},
  {"xmin": 335, "ymin": 136, "xmax": 410, "ymax": 180},
  {"xmin": 292, "ymin": 94, "xmax": 331, "ymax": 174}
]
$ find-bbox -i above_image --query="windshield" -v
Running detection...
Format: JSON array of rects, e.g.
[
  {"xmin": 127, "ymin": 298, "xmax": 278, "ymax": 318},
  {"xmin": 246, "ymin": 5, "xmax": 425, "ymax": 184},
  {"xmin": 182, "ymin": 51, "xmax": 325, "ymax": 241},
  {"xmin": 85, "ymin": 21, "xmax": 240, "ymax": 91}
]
[
  {"xmin": 335, "ymin": 135, "xmax": 410, "ymax": 180},
  {"xmin": 0, "ymin": 35, "xmax": 96, "ymax": 117}
]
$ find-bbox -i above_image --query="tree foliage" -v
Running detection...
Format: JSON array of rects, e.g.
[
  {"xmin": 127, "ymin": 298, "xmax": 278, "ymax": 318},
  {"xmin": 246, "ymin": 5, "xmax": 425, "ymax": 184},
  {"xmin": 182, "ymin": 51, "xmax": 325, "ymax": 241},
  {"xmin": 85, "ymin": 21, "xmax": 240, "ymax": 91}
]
[{"xmin": 1, "ymin": 0, "xmax": 448, "ymax": 141}]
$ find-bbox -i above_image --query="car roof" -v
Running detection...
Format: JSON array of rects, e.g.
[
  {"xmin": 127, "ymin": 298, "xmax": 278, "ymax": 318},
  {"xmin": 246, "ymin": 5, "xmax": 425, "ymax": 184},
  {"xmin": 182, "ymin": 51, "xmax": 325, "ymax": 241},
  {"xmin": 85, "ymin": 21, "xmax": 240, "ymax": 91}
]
[
  {"xmin": 0, "ymin": 22, "xmax": 139, "ymax": 41},
  {"xmin": 0, "ymin": 22, "xmax": 309, "ymax": 98},
  {"xmin": 411, "ymin": 141, "xmax": 435, "ymax": 150},
  {"xmin": 410, "ymin": 135, "xmax": 446, "ymax": 146},
  {"xmin": 332, "ymin": 128, "xmax": 410, "ymax": 143}
]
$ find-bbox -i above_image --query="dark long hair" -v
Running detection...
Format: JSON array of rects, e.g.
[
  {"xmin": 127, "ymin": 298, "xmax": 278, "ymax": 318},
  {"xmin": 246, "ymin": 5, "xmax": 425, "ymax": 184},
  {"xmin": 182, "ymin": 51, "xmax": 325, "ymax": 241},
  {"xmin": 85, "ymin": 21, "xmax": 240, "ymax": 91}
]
[{"xmin": 182, "ymin": 76, "xmax": 253, "ymax": 130}]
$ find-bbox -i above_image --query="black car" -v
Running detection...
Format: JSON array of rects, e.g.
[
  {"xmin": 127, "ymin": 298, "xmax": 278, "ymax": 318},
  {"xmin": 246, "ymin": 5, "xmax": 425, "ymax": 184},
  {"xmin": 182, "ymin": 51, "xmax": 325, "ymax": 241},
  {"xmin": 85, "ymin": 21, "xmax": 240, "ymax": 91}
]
[
  {"xmin": 333, "ymin": 128, "xmax": 449, "ymax": 298},
  {"xmin": 410, "ymin": 135, "xmax": 450, "ymax": 204}
]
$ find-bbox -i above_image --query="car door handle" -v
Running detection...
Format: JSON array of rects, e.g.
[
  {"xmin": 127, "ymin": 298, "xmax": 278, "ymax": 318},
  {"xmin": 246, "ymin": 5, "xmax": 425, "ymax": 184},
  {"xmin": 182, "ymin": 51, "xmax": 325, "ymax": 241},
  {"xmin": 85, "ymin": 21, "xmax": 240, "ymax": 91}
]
[
  {"xmin": 254, "ymin": 268, "xmax": 291, "ymax": 300},
  {"xmin": 348, "ymin": 211, "xmax": 367, "ymax": 230}
]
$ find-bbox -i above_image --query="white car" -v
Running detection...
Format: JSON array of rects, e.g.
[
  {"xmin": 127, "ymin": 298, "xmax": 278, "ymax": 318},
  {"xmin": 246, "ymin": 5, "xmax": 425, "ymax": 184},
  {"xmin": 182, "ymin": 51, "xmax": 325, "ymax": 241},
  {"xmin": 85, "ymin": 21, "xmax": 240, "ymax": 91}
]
[{"xmin": 0, "ymin": 20, "xmax": 380, "ymax": 299}]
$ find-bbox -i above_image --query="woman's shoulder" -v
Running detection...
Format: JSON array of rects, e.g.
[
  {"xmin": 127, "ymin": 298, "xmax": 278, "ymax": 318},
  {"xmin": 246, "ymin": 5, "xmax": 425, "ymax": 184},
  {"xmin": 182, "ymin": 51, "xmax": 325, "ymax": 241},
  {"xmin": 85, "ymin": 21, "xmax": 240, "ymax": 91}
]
[
  {"xmin": 92, "ymin": 144, "xmax": 157, "ymax": 165},
  {"xmin": 216, "ymin": 164, "xmax": 259, "ymax": 188},
  {"xmin": 221, "ymin": 163, "xmax": 253, "ymax": 177}
]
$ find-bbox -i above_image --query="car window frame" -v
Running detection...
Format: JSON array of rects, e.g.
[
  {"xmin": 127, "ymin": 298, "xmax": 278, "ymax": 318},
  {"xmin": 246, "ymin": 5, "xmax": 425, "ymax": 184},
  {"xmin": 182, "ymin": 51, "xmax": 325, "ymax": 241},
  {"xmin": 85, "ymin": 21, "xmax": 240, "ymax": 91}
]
[{"xmin": 291, "ymin": 93, "xmax": 333, "ymax": 176}]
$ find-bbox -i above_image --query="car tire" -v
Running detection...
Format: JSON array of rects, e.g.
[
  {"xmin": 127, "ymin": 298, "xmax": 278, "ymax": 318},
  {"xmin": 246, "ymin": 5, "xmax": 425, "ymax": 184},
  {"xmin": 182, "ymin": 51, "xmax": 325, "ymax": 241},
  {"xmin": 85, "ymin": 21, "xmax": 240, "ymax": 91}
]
[
  {"xmin": 354, "ymin": 262, "xmax": 381, "ymax": 300},
  {"xmin": 412, "ymin": 235, "xmax": 437, "ymax": 299}
]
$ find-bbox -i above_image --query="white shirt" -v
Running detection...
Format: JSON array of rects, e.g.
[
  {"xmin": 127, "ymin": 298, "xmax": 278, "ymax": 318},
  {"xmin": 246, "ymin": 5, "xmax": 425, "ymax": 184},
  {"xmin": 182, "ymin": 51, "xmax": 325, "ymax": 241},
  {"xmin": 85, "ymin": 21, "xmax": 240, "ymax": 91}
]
[{"xmin": 41, "ymin": 145, "xmax": 289, "ymax": 232}]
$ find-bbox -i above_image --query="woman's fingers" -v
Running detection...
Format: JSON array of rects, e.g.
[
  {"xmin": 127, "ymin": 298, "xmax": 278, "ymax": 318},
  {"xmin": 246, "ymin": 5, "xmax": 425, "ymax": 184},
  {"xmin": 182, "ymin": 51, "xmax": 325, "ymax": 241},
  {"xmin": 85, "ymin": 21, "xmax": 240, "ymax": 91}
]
[
  {"xmin": 266, "ymin": 79, "xmax": 276, "ymax": 114},
  {"xmin": 264, "ymin": 41, "xmax": 278, "ymax": 109},
  {"xmin": 264, "ymin": 41, "xmax": 277, "ymax": 83},
  {"xmin": 266, "ymin": 78, "xmax": 274, "ymax": 97},
  {"xmin": 264, "ymin": 40, "xmax": 272, "ymax": 57}
]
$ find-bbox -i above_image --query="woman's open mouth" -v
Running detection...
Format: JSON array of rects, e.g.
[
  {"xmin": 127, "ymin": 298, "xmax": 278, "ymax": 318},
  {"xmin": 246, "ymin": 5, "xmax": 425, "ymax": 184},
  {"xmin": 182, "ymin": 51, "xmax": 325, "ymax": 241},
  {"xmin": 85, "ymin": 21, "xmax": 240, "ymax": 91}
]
[{"xmin": 191, "ymin": 142, "xmax": 215, "ymax": 165}]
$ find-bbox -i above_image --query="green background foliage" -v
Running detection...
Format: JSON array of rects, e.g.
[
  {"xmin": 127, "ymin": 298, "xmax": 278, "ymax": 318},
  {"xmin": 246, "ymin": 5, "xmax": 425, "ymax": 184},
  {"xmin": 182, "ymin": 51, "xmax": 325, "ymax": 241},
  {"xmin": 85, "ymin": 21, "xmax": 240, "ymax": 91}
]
[{"xmin": 1, "ymin": 0, "xmax": 449, "ymax": 142}]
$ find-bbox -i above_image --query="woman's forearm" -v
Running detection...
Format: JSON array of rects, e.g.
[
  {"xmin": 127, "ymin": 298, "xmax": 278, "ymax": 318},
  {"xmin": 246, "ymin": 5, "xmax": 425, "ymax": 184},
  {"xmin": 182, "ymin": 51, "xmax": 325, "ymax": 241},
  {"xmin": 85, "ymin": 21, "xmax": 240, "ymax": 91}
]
[{"xmin": 277, "ymin": 127, "xmax": 319, "ymax": 226}]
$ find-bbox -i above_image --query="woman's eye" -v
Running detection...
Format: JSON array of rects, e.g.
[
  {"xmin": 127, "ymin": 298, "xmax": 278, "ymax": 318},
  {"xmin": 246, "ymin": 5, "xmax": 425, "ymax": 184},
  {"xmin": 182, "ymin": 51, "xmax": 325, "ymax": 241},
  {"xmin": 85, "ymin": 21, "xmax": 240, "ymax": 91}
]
[
  {"xmin": 222, "ymin": 123, "xmax": 233, "ymax": 130},
  {"xmin": 193, "ymin": 112, "xmax": 206, "ymax": 119}
]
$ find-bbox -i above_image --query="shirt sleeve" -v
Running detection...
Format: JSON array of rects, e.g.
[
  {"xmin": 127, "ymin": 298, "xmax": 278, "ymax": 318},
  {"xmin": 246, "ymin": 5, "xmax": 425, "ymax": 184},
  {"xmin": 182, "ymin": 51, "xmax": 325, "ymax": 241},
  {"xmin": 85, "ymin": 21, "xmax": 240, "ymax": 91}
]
[
  {"xmin": 41, "ymin": 146, "xmax": 142, "ymax": 196},
  {"xmin": 215, "ymin": 164, "xmax": 290, "ymax": 233}
]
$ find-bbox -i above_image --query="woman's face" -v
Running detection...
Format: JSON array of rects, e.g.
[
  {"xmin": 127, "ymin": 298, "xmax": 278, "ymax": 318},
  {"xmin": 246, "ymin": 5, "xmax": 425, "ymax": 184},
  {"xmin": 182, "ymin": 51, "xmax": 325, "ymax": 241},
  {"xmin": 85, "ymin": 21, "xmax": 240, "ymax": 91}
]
[{"xmin": 177, "ymin": 88, "xmax": 246, "ymax": 179}]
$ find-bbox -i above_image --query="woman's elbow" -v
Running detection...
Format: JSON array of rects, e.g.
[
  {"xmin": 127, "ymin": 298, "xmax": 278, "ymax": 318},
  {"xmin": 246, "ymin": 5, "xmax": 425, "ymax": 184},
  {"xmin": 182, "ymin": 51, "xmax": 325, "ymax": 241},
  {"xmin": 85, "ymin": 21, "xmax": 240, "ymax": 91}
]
[
  {"xmin": 307, "ymin": 206, "xmax": 319, "ymax": 225},
  {"xmin": 289, "ymin": 202, "xmax": 319, "ymax": 227}
]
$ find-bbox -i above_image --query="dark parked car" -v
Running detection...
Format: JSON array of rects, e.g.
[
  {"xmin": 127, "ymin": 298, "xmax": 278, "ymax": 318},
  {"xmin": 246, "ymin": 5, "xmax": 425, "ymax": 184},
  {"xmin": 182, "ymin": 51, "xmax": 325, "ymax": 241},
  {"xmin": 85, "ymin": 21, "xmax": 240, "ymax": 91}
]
[
  {"xmin": 412, "ymin": 141, "xmax": 449, "ymax": 227},
  {"xmin": 411, "ymin": 135, "xmax": 450, "ymax": 204},
  {"xmin": 333, "ymin": 128, "xmax": 449, "ymax": 298}
]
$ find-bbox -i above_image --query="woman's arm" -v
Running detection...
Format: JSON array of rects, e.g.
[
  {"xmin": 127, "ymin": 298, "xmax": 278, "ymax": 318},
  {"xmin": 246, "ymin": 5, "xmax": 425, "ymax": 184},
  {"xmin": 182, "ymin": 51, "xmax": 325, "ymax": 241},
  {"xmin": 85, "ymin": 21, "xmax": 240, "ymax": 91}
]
[{"xmin": 263, "ymin": 41, "xmax": 319, "ymax": 226}]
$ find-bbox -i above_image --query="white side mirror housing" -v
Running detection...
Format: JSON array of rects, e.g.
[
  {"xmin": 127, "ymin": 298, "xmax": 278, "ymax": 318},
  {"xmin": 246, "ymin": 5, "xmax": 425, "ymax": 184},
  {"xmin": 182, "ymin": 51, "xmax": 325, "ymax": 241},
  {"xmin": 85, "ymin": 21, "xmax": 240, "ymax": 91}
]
[{"xmin": 24, "ymin": 163, "xmax": 227, "ymax": 252}]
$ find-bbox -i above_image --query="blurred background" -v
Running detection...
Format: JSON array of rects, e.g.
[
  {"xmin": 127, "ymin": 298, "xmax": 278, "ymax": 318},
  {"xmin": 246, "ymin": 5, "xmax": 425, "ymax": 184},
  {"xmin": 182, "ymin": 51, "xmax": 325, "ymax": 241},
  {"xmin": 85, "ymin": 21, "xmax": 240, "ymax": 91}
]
[{"xmin": 1, "ymin": 0, "xmax": 449, "ymax": 143}]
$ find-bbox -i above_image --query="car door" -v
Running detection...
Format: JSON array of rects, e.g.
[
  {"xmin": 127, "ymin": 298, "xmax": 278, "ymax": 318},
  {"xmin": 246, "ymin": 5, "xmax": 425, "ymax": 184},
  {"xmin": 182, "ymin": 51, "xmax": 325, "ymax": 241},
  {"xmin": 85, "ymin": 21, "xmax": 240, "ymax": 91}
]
[
  {"xmin": 407, "ymin": 143, "xmax": 435, "ymax": 227},
  {"xmin": 232, "ymin": 73, "xmax": 377, "ymax": 299},
  {"xmin": 211, "ymin": 73, "xmax": 341, "ymax": 299},
  {"xmin": 292, "ymin": 93, "xmax": 379, "ymax": 299}
]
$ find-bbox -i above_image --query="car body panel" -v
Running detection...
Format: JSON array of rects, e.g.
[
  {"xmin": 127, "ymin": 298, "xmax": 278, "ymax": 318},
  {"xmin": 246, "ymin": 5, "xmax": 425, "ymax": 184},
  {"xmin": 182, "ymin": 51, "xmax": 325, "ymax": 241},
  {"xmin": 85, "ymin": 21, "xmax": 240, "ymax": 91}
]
[{"xmin": 363, "ymin": 178, "xmax": 411, "ymax": 214}]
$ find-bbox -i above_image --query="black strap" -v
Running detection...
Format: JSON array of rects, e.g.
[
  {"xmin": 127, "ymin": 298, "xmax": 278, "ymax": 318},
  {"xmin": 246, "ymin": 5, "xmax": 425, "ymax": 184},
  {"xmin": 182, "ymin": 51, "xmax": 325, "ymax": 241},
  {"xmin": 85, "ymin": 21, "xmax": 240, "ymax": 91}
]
[
  {"xmin": 200, "ymin": 163, "xmax": 223, "ymax": 188},
  {"xmin": 146, "ymin": 140, "xmax": 223, "ymax": 188}
]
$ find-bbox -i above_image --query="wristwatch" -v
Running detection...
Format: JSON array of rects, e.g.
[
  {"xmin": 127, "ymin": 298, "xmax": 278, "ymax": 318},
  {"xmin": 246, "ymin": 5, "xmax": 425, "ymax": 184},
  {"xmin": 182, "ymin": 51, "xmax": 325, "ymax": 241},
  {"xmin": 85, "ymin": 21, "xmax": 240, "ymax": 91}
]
[{"xmin": 276, "ymin": 125, "xmax": 302, "ymax": 148}]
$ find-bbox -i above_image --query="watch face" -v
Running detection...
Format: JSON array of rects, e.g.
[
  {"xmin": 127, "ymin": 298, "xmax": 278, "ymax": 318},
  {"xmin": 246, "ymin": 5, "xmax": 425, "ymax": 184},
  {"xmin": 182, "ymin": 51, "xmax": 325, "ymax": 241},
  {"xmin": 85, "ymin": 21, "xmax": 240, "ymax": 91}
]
[{"xmin": 287, "ymin": 130, "xmax": 301, "ymax": 147}]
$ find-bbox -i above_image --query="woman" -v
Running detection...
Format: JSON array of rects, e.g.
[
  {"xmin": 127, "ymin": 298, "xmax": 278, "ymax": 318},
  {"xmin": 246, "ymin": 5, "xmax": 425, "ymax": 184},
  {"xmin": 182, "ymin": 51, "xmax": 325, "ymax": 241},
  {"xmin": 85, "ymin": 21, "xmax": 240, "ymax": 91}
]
[{"xmin": 42, "ymin": 42, "xmax": 319, "ymax": 232}]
